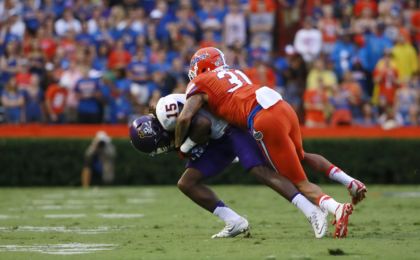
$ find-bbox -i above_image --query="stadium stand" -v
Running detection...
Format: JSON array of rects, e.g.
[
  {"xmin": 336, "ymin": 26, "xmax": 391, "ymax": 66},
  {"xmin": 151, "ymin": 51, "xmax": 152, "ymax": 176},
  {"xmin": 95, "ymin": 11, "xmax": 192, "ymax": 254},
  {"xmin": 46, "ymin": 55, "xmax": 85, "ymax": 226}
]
[{"xmin": 0, "ymin": 0, "xmax": 419, "ymax": 128}]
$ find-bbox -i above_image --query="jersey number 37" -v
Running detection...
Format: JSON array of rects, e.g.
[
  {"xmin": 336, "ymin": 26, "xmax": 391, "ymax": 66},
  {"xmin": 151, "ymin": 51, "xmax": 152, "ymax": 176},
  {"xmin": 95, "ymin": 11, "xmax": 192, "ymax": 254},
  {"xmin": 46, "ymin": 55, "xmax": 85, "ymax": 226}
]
[{"xmin": 217, "ymin": 70, "xmax": 252, "ymax": 93}]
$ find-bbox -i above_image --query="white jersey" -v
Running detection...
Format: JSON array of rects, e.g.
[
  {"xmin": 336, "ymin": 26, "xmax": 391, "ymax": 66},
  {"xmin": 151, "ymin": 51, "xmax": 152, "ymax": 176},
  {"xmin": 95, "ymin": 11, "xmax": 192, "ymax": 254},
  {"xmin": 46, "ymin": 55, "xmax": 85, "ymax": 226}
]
[{"xmin": 155, "ymin": 94, "xmax": 228, "ymax": 139}]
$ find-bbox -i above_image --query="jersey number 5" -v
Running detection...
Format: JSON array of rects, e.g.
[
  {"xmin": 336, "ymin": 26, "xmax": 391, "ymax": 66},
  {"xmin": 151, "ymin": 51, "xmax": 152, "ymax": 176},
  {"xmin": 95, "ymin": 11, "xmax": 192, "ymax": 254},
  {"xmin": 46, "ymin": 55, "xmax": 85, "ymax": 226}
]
[{"xmin": 217, "ymin": 70, "xmax": 252, "ymax": 93}]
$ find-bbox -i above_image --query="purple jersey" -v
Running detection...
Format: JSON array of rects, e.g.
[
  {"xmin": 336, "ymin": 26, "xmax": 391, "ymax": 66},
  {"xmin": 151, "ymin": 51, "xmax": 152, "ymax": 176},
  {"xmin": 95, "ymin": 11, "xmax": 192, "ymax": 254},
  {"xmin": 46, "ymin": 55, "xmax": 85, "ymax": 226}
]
[{"xmin": 186, "ymin": 127, "xmax": 267, "ymax": 177}]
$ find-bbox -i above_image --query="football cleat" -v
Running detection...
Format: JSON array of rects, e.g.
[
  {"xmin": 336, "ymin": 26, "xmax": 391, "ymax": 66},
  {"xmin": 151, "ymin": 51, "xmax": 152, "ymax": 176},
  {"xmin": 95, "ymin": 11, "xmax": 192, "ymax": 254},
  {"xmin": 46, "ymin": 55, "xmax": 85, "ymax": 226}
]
[
  {"xmin": 348, "ymin": 180, "xmax": 367, "ymax": 205},
  {"xmin": 211, "ymin": 217, "xmax": 250, "ymax": 238},
  {"xmin": 333, "ymin": 203, "xmax": 353, "ymax": 238},
  {"xmin": 308, "ymin": 208, "xmax": 328, "ymax": 239}
]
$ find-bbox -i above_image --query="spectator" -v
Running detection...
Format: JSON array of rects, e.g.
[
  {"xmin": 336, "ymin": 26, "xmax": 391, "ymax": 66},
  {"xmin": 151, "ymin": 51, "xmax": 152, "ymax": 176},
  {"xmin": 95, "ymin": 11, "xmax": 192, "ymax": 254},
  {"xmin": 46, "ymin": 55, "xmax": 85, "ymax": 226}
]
[
  {"xmin": 22, "ymin": 0, "xmax": 41, "ymax": 35},
  {"xmin": 351, "ymin": 58, "xmax": 371, "ymax": 98},
  {"xmin": 394, "ymin": 81, "xmax": 418, "ymax": 126},
  {"xmin": 224, "ymin": 42, "xmax": 247, "ymax": 69},
  {"xmin": 357, "ymin": 102, "xmax": 378, "ymax": 127},
  {"xmin": 318, "ymin": 4, "xmax": 340, "ymax": 54},
  {"xmin": 173, "ymin": 6, "xmax": 196, "ymax": 38},
  {"xmin": 27, "ymin": 39, "xmax": 46, "ymax": 77},
  {"xmin": 243, "ymin": 60, "xmax": 276, "ymax": 88},
  {"xmin": 294, "ymin": 17, "xmax": 322, "ymax": 63},
  {"xmin": 223, "ymin": 2, "xmax": 246, "ymax": 48},
  {"xmin": 249, "ymin": 0, "xmax": 275, "ymax": 51},
  {"xmin": 107, "ymin": 39, "xmax": 131, "ymax": 70},
  {"xmin": 14, "ymin": 61, "xmax": 32, "ymax": 89},
  {"xmin": 23, "ymin": 74, "xmax": 43, "ymax": 122},
  {"xmin": 0, "ymin": 41, "xmax": 20, "ymax": 86},
  {"xmin": 353, "ymin": 0, "xmax": 378, "ymax": 18},
  {"xmin": 92, "ymin": 43, "xmax": 110, "ymax": 74},
  {"xmin": 1, "ymin": 78, "xmax": 25, "ymax": 124},
  {"xmin": 54, "ymin": 8, "xmax": 81, "ymax": 37},
  {"xmin": 341, "ymin": 71, "xmax": 363, "ymax": 121},
  {"xmin": 277, "ymin": 45, "xmax": 307, "ymax": 120},
  {"xmin": 35, "ymin": 24, "xmax": 57, "ymax": 62},
  {"xmin": 303, "ymin": 86, "xmax": 328, "ymax": 128},
  {"xmin": 81, "ymin": 131, "xmax": 116, "ymax": 187},
  {"xmin": 91, "ymin": 17, "xmax": 113, "ymax": 48},
  {"xmin": 199, "ymin": 29, "xmax": 218, "ymax": 48},
  {"xmin": 148, "ymin": 2, "xmax": 174, "ymax": 43},
  {"xmin": 59, "ymin": 59, "xmax": 82, "ymax": 122},
  {"xmin": 391, "ymin": 35, "xmax": 419, "ymax": 81},
  {"xmin": 74, "ymin": 66, "xmax": 102, "ymax": 123},
  {"xmin": 45, "ymin": 82, "xmax": 67, "ymax": 123},
  {"xmin": 409, "ymin": 1, "xmax": 420, "ymax": 49},
  {"xmin": 127, "ymin": 49, "xmax": 151, "ymax": 85},
  {"xmin": 352, "ymin": 6, "xmax": 377, "ymax": 36},
  {"xmin": 330, "ymin": 31, "xmax": 357, "ymax": 80},
  {"xmin": 197, "ymin": 0, "xmax": 225, "ymax": 43},
  {"xmin": 378, "ymin": 106, "xmax": 403, "ymax": 130},
  {"xmin": 7, "ymin": 11, "xmax": 26, "ymax": 40},
  {"xmin": 306, "ymin": 58, "xmax": 337, "ymax": 95},
  {"xmin": 128, "ymin": 8, "xmax": 147, "ymax": 36},
  {"xmin": 359, "ymin": 23, "xmax": 393, "ymax": 72},
  {"xmin": 87, "ymin": 7, "xmax": 103, "ymax": 34},
  {"xmin": 373, "ymin": 51, "xmax": 399, "ymax": 109},
  {"xmin": 329, "ymin": 82, "xmax": 353, "ymax": 126},
  {"xmin": 109, "ymin": 71, "xmax": 133, "ymax": 124}
]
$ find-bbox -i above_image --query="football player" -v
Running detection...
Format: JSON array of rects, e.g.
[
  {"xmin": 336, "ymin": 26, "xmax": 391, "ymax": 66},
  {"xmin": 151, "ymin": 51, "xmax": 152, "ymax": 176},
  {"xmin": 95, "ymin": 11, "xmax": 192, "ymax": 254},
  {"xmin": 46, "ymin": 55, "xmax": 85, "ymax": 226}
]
[
  {"xmin": 130, "ymin": 94, "xmax": 329, "ymax": 239},
  {"xmin": 175, "ymin": 47, "xmax": 367, "ymax": 238}
]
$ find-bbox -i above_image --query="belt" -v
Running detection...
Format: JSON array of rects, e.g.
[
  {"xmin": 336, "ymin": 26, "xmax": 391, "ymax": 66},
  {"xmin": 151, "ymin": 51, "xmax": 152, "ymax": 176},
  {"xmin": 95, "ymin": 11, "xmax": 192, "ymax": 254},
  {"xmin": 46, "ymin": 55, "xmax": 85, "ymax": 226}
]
[{"xmin": 247, "ymin": 104, "xmax": 263, "ymax": 130}]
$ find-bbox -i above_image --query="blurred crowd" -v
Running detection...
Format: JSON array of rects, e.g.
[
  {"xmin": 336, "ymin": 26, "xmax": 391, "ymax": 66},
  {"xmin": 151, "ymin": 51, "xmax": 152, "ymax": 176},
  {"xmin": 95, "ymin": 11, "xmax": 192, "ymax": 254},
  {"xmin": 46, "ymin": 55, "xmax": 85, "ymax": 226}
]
[{"xmin": 0, "ymin": 0, "xmax": 419, "ymax": 128}]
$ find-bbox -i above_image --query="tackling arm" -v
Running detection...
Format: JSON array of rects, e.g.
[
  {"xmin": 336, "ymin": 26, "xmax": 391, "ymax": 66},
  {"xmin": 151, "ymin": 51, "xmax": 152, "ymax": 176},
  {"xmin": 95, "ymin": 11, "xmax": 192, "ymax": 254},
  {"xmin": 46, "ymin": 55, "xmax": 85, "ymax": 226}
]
[{"xmin": 175, "ymin": 94, "xmax": 206, "ymax": 148}]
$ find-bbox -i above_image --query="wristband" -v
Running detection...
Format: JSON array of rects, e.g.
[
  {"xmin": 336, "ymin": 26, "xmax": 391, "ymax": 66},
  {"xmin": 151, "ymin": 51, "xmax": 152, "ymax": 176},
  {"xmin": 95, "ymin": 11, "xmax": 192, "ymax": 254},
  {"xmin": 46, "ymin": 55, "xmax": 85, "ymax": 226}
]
[{"xmin": 180, "ymin": 137, "xmax": 197, "ymax": 153}]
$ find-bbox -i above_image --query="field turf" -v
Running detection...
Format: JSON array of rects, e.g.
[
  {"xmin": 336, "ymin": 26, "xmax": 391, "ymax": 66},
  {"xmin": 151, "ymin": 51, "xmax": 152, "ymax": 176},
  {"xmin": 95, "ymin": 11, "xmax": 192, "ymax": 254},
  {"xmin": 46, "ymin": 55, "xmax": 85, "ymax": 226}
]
[{"xmin": 0, "ymin": 185, "xmax": 419, "ymax": 259}]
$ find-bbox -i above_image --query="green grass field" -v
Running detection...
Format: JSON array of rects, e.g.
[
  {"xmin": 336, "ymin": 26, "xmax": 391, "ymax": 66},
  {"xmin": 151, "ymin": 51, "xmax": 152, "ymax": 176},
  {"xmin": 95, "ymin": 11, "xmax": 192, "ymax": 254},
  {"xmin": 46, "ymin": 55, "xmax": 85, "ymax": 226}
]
[{"xmin": 0, "ymin": 185, "xmax": 419, "ymax": 259}]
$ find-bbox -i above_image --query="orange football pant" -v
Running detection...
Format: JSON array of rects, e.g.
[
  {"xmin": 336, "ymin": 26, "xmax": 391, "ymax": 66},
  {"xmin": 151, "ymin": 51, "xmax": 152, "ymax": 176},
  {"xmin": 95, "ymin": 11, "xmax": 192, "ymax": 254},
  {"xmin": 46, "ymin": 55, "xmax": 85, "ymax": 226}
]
[{"xmin": 252, "ymin": 101, "xmax": 307, "ymax": 184}]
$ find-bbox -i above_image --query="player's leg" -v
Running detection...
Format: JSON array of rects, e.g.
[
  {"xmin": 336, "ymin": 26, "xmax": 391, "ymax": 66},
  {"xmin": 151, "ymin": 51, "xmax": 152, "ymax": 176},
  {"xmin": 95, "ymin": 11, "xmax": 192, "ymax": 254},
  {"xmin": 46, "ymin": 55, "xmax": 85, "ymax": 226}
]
[
  {"xmin": 229, "ymin": 127, "xmax": 327, "ymax": 238},
  {"xmin": 185, "ymin": 137, "xmax": 249, "ymax": 238},
  {"xmin": 254, "ymin": 106, "xmax": 352, "ymax": 238},
  {"xmin": 285, "ymin": 103, "xmax": 354, "ymax": 238},
  {"xmin": 303, "ymin": 152, "xmax": 367, "ymax": 205},
  {"xmin": 177, "ymin": 168, "xmax": 221, "ymax": 212}
]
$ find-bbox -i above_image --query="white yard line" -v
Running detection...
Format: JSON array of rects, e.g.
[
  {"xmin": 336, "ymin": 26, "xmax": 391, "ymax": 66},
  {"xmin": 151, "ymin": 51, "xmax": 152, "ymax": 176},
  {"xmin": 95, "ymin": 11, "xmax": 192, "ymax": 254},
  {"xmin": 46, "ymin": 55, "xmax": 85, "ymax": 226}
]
[
  {"xmin": 42, "ymin": 193, "xmax": 65, "ymax": 199},
  {"xmin": 0, "ymin": 243, "xmax": 116, "ymax": 255},
  {"xmin": 126, "ymin": 198, "xmax": 154, "ymax": 204},
  {"xmin": 383, "ymin": 191, "xmax": 420, "ymax": 198},
  {"xmin": 0, "ymin": 226, "xmax": 116, "ymax": 234},
  {"xmin": 37, "ymin": 205, "xmax": 85, "ymax": 210},
  {"xmin": 97, "ymin": 213, "xmax": 144, "ymax": 219},
  {"xmin": 44, "ymin": 214, "xmax": 86, "ymax": 219},
  {"xmin": 0, "ymin": 215, "xmax": 17, "ymax": 220},
  {"xmin": 32, "ymin": 200, "xmax": 56, "ymax": 205}
]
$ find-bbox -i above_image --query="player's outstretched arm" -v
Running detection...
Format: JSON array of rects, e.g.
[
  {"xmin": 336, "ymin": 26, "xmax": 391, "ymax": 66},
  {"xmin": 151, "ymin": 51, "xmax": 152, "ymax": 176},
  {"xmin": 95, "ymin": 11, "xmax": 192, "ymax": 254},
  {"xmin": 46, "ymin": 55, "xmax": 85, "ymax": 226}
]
[{"xmin": 175, "ymin": 94, "xmax": 206, "ymax": 148}]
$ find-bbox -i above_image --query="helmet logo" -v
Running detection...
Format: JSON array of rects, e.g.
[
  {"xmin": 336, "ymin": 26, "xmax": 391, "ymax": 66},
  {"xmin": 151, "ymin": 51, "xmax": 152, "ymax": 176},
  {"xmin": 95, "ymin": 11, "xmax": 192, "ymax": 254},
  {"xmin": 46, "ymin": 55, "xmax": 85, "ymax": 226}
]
[
  {"xmin": 190, "ymin": 52, "xmax": 210, "ymax": 68},
  {"xmin": 138, "ymin": 121, "xmax": 155, "ymax": 138}
]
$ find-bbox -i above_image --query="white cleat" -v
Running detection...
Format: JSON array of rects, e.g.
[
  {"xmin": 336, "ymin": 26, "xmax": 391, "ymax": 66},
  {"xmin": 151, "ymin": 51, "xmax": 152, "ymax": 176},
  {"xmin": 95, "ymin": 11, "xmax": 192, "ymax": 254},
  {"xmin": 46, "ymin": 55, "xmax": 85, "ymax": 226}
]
[
  {"xmin": 308, "ymin": 208, "xmax": 328, "ymax": 238},
  {"xmin": 211, "ymin": 217, "xmax": 250, "ymax": 238},
  {"xmin": 348, "ymin": 180, "xmax": 367, "ymax": 205}
]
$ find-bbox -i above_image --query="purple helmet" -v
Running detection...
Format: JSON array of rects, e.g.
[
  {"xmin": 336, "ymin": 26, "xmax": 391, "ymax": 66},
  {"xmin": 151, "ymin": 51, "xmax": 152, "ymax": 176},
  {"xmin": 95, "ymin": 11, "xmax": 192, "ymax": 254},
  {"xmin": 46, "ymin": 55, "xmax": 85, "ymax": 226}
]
[{"xmin": 129, "ymin": 115, "xmax": 172, "ymax": 156}]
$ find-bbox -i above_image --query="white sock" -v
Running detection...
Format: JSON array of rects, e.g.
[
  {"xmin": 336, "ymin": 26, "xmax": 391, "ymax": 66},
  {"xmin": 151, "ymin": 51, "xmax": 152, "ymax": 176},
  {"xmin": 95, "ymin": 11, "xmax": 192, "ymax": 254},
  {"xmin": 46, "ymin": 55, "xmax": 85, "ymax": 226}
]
[
  {"xmin": 291, "ymin": 193, "xmax": 318, "ymax": 219},
  {"xmin": 213, "ymin": 206, "xmax": 241, "ymax": 223},
  {"xmin": 318, "ymin": 195, "xmax": 340, "ymax": 215},
  {"xmin": 327, "ymin": 166, "xmax": 354, "ymax": 187}
]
